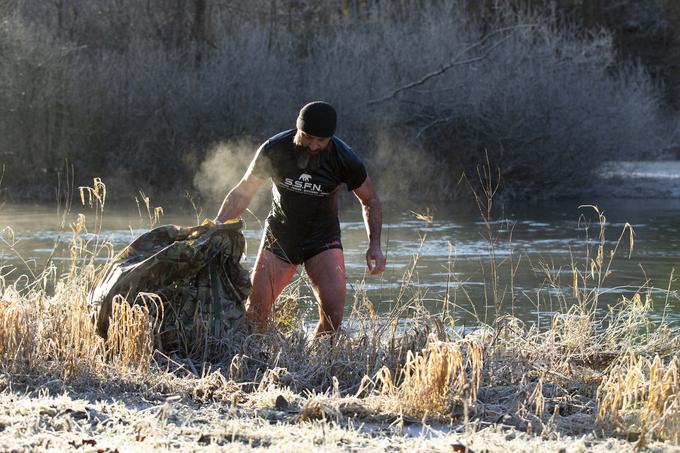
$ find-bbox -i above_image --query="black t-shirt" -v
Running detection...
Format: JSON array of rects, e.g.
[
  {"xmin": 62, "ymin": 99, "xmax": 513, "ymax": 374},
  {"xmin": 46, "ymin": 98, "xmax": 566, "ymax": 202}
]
[{"xmin": 248, "ymin": 129, "xmax": 367, "ymax": 241}]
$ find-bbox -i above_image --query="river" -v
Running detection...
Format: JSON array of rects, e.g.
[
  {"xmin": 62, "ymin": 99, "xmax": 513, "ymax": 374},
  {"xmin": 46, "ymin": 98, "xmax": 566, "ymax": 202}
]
[{"xmin": 1, "ymin": 198, "xmax": 678, "ymax": 328}]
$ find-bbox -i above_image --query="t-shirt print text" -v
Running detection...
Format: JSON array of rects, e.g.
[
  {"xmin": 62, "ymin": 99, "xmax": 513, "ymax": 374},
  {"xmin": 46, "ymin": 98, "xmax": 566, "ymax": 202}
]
[{"xmin": 281, "ymin": 173, "xmax": 328, "ymax": 196}]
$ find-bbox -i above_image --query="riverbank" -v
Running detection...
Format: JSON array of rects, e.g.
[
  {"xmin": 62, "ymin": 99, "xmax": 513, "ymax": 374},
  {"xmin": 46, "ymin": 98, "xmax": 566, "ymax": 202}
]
[
  {"xmin": 597, "ymin": 161, "xmax": 680, "ymax": 198},
  {"xmin": 0, "ymin": 280, "xmax": 678, "ymax": 452},
  {"xmin": 3, "ymin": 160, "xmax": 680, "ymax": 206}
]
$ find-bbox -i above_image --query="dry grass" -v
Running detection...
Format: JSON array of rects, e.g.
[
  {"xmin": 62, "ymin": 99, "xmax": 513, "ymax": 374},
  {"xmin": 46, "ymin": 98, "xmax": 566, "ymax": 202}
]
[
  {"xmin": 0, "ymin": 262, "xmax": 104, "ymax": 379},
  {"xmin": 105, "ymin": 296, "xmax": 157, "ymax": 372},
  {"xmin": 375, "ymin": 339, "xmax": 484, "ymax": 417},
  {"xmin": 0, "ymin": 183, "xmax": 678, "ymax": 450},
  {"xmin": 598, "ymin": 353, "xmax": 680, "ymax": 445}
]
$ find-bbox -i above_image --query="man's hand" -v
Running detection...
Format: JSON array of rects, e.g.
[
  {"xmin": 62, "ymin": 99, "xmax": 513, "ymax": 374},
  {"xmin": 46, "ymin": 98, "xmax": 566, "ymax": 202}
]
[
  {"xmin": 365, "ymin": 244, "xmax": 386, "ymax": 275},
  {"xmin": 212, "ymin": 216, "xmax": 241, "ymax": 225},
  {"xmin": 353, "ymin": 177, "xmax": 385, "ymax": 275}
]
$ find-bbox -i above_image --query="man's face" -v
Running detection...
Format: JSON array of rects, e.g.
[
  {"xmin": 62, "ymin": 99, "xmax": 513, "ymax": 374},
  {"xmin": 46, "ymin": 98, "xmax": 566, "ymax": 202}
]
[{"xmin": 294, "ymin": 130, "xmax": 331, "ymax": 155}]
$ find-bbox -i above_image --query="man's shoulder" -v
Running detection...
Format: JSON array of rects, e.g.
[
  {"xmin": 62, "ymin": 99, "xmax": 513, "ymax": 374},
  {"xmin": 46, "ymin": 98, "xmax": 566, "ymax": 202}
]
[
  {"xmin": 331, "ymin": 136, "xmax": 363, "ymax": 162},
  {"xmin": 263, "ymin": 129, "xmax": 296, "ymax": 150},
  {"xmin": 331, "ymin": 136, "xmax": 351, "ymax": 152},
  {"xmin": 329, "ymin": 136, "xmax": 367, "ymax": 190}
]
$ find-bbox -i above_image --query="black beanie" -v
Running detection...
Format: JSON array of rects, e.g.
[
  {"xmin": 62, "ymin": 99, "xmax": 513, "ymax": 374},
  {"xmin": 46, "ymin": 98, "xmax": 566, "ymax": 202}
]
[{"xmin": 296, "ymin": 101, "xmax": 337, "ymax": 138}]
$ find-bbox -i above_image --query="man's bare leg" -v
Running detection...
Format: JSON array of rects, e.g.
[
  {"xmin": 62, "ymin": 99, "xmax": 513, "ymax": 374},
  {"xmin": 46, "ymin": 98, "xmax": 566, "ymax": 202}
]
[
  {"xmin": 247, "ymin": 247, "xmax": 297, "ymax": 332},
  {"xmin": 303, "ymin": 248, "xmax": 346, "ymax": 335}
]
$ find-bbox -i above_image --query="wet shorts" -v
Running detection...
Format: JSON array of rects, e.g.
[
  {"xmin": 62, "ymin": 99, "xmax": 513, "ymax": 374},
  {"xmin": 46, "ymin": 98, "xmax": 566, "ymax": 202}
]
[{"xmin": 263, "ymin": 227, "xmax": 343, "ymax": 265}]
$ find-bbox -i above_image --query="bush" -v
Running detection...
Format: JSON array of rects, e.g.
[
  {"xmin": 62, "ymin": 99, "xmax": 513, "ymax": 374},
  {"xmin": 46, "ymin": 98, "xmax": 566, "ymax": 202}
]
[
  {"xmin": 0, "ymin": 1, "xmax": 676, "ymax": 201},
  {"xmin": 354, "ymin": 7, "xmax": 672, "ymax": 199}
]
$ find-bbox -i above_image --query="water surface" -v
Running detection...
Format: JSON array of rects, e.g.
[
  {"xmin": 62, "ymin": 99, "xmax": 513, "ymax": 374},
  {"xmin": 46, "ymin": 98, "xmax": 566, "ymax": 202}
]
[{"xmin": 1, "ymin": 198, "xmax": 678, "ymax": 328}]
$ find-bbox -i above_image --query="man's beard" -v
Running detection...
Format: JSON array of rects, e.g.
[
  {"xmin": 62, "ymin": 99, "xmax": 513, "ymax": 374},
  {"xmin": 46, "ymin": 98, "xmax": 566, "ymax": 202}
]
[
  {"xmin": 295, "ymin": 143, "xmax": 316, "ymax": 155},
  {"xmin": 294, "ymin": 133, "xmax": 325, "ymax": 156},
  {"xmin": 299, "ymin": 145, "xmax": 329, "ymax": 159},
  {"xmin": 296, "ymin": 145, "xmax": 321, "ymax": 170}
]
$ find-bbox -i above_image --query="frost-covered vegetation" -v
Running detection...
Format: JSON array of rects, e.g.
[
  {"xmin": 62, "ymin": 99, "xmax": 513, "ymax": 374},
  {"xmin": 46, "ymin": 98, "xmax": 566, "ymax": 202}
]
[
  {"xmin": 0, "ymin": 181, "xmax": 678, "ymax": 451},
  {"xmin": 0, "ymin": 0, "xmax": 678, "ymax": 200}
]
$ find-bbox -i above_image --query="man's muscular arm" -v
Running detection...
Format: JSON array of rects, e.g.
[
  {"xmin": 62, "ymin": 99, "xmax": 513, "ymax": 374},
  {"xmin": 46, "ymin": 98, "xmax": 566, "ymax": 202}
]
[
  {"xmin": 214, "ymin": 172, "xmax": 264, "ymax": 223},
  {"xmin": 353, "ymin": 176, "xmax": 386, "ymax": 275}
]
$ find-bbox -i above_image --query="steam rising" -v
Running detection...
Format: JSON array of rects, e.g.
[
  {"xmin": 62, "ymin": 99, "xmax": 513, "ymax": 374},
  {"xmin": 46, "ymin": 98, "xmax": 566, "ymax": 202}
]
[
  {"xmin": 370, "ymin": 133, "xmax": 450, "ymax": 206},
  {"xmin": 194, "ymin": 139, "xmax": 260, "ymax": 203}
]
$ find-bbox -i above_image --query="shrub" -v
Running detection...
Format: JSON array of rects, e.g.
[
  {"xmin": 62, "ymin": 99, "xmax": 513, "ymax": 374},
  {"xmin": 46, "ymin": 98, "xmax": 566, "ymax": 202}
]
[{"xmin": 0, "ymin": 1, "xmax": 676, "ymax": 201}]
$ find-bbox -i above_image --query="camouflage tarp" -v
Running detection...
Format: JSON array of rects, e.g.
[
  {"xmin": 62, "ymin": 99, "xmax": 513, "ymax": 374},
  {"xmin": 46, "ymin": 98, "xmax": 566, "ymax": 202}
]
[{"xmin": 90, "ymin": 220, "xmax": 251, "ymax": 358}]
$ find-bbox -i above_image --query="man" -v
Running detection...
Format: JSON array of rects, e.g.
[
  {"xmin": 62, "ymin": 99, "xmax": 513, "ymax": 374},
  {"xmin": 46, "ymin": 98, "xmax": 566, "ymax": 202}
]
[{"xmin": 214, "ymin": 101, "xmax": 385, "ymax": 335}]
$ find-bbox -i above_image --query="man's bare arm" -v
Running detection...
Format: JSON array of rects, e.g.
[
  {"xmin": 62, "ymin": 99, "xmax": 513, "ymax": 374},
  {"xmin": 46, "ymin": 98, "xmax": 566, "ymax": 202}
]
[
  {"xmin": 214, "ymin": 173, "xmax": 264, "ymax": 223},
  {"xmin": 353, "ymin": 176, "xmax": 386, "ymax": 275}
]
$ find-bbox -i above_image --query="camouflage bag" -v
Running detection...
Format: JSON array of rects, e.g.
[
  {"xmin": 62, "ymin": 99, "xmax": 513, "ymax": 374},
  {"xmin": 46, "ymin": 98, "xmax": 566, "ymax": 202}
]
[{"xmin": 90, "ymin": 219, "xmax": 251, "ymax": 358}]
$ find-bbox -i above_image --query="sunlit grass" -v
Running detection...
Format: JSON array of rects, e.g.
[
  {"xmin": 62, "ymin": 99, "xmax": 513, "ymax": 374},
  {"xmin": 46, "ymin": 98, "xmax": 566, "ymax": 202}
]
[
  {"xmin": 598, "ymin": 353, "xmax": 679, "ymax": 445},
  {"xmin": 0, "ymin": 178, "xmax": 678, "ymax": 448}
]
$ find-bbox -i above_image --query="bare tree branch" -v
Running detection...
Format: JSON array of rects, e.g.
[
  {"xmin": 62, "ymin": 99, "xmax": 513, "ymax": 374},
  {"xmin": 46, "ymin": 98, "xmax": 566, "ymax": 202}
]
[
  {"xmin": 416, "ymin": 115, "xmax": 453, "ymax": 140},
  {"xmin": 367, "ymin": 24, "xmax": 537, "ymax": 106}
]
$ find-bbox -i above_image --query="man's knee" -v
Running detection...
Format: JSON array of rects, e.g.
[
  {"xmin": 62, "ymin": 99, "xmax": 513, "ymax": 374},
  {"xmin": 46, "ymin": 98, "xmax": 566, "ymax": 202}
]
[
  {"xmin": 319, "ymin": 296, "xmax": 345, "ymax": 328},
  {"xmin": 246, "ymin": 279, "xmax": 278, "ymax": 326}
]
